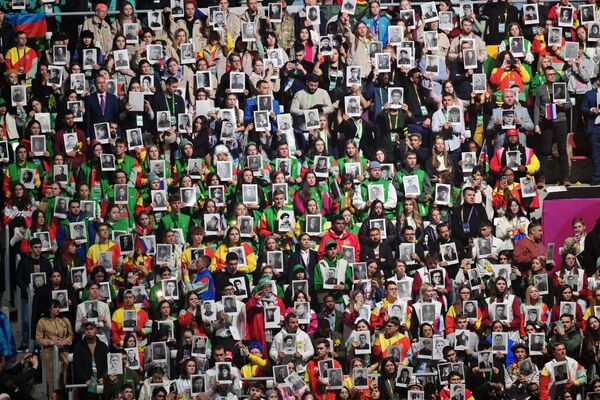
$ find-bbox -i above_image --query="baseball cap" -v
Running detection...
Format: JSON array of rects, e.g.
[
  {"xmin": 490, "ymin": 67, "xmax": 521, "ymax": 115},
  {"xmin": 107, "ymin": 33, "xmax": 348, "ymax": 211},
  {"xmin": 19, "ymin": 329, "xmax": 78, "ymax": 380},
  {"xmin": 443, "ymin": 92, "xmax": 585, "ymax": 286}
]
[
  {"xmin": 506, "ymin": 128, "xmax": 519, "ymax": 136},
  {"xmin": 368, "ymin": 161, "xmax": 381, "ymax": 170},
  {"xmin": 324, "ymin": 240, "xmax": 337, "ymax": 250}
]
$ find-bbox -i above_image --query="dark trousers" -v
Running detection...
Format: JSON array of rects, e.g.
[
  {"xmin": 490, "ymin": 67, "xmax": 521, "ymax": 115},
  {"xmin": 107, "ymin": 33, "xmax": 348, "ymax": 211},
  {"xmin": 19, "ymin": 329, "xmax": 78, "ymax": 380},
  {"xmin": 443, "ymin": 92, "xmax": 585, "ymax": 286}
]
[
  {"xmin": 539, "ymin": 119, "xmax": 569, "ymax": 180},
  {"xmin": 591, "ymin": 130, "xmax": 600, "ymax": 182}
]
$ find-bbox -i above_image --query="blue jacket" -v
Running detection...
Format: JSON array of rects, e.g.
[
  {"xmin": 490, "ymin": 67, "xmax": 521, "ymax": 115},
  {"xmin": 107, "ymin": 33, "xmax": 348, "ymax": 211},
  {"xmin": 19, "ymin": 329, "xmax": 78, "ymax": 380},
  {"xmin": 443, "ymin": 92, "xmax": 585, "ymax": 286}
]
[
  {"xmin": 0, "ymin": 311, "xmax": 16, "ymax": 358},
  {"xmin": 190, "ymin": 268, "xmax": 216, "ymax": 301},
  {"xmin": 243, "ymin": 97, "xmax": 281, "ymax": 134},
  {"xmin": 581, "ymin": 88, "xmax": 600, "ymax": 134},
  {"xmin": 361, "ymin": 15, "xmax": 391, "ymax": 45}
]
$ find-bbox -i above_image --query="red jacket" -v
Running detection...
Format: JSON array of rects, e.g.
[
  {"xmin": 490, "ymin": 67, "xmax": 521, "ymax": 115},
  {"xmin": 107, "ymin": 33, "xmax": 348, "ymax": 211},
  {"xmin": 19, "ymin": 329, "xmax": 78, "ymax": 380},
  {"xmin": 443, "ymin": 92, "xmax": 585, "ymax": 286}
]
[
  {"xmin": 245, "ymin": 296, "xmax": 285, "ymax": 351},
  {"xmin": 305, "ymin": 357, "xmax": 343, "ymax": 400},
  {"xmin": 317, "ymin": 229, "xmax": 360, "ymax": 261}
]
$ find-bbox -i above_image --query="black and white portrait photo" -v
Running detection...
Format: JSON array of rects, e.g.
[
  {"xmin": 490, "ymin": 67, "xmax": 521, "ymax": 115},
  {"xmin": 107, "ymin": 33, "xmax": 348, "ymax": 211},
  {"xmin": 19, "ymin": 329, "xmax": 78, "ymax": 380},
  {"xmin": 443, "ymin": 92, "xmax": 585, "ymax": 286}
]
[
  {"xmin": 179, "ymin": 42, "xmax": 194, "ymax": 65},
  {"xmin": 501, "ymin": 109, "xmax": 516, "ymax": 129},
  {"xmin": 114, "ymin": 184, "xmax": 128, "ymax": 205},
  {"xmin": 156, "ymin": 244, "xmax": 172, "ymax": 265},
  {"xmin": 529, "ymin": 332, "xmax": 545, "ymax": 355},
  {"xmin": 476, "ymin": 237, "xmax": 492, "ymax": 258},
  {"xmin": 425, "ymin": 55, "xmax": 439, "ymax": 73},
  {"xmin": 113, "ymin": 49, "xmax": 129, "ymax": 70},
  {"xmin": 306, "ymin": 5, "xmax": 320, "ymax": 24},
  {"xmin": 399, "ymin": 9, "xmax": 415, "ymax": 28},
  {"xmin": 397, "ymin": 47, "xmax": 413, "ymax": 68},
  {"xmin": 558, "ymin": 6, "xmax": 573, "ymax": 27},
  {"xmin": 304, "ymin": 109, "xmax": 320, "ymax": 129},
  {"xmin": 424, "ymin": 30, "xmax": 438, "ymax": 50},
  {"xmin": 47, "ymin": 66, "xmax": 63, "ymax": 87},
  {"xmin": 346, "ymin": 66, "xmax": 361, "ymax": 87},
  {"xmin": 156, "ymin": 111, "xmax": 172, "ymax": 131},
  {"xmin": 216, "ymin": 160, "xmax": 233, "ymax": 182},
  {"xmin": 439, "ymin": 10, "xmax": 453, "ymax": 30},
  {"xmin": 590, "ymin": 22, "xmax": 600, "ymax": 41},
  {"xmin": 82, "ymin": 48, "xmax": 97, "ymax": 70},
  {"xmin": 319, "ymin": 35, "xmax": 333, "ymax": 56},
  {"xmin": 548, "ymin": 27, "xmax": 563, "ymax": 47},
  {"xmin": 403, "ymin": 175, "xmax": 421, "ymax": 196},
  {"xmin": 520, "ymin": 177, "xmax": 537, "ymax": 198},
  {"xmin": 491, "ymin": 332, "xmax": 508, "ymax": 353},
  {"xmin": 345, "ymin": 96, "xmax": 361, "ymax": 117},
  {"xmin": 147, "ymin": 43, "xmax": 162, "ymax": 63},
  {"xmin": 152, "ymin": 341, "xmax": 168, "ymax": 362},
  {"xmin": 231, "ymin": 277, "xmax": 248, "ymax": 299},
  {"xmin": 230, "ymin": 72, "xmax": 245, "ymax": 94},
  {"xmin": 564, "ymin": 41, "xmax": 578, "ymax": 60},
  {"xmin": 440, "ymin": 243, "xmax": 458, "ymax": 265},
  {"xmin": 421, "ymin": 1, "xmax": 438, "ymax": 22},
  {"xmin": 11, "ymin": 85, "xmax": 26, "ymax": 107},
  {"xmin": 388, "ymin": 26, "xmax": 404, "ymax": 45},
  {"xmin": 522, "ymin": 4, "xmax": 539, "ymax": 24},
  {"xmin": 107, "ymin": 353, "xmax": 123, "ymax": 375},
  {"xmin": 388, "ymin": 87, "xmax": 404, "ymax": 109},
  {"xmin": 268, "ymin": 2, "xmax": 282, "ymax": 21},
  {"xmin": 462, "ymin": 49, "xmax": 477, "ymax": 69},
  {"xmin": 277, "ymin": 210, "xmax": 294, "ymax": 232},
  {"xmin": 241, "ymin": 22, "xmax": 256, "ymax": 42},
  {"xmin": 190, "ymin": 374, "xmax": 205, "ymax": 395},
  {"xmin": 204, "ymin": 213, "xmax": 221, "ymax": 235},
  {"xmin": 31, "ymin": 135, "xmax": 46, "ymax": 156},
  {"xmin": 509, "ymin": 36, "xmax": 525, "ymax": 57},
  {"xmin": 100, "ymin": 154, "xmax": 116, "ymax": 172},
  {"xmin": 267, "ymin": 251, "xmax": 283, "ymax": 272},
  {"xmin": 399, "ymin": 243, "xmax": 415, "ymax": 264},
  {"xmin": 375, "ymin": 53, "xmax": 391, "ymax": 72},
  {"xmin": 553, "ymin": 82, "xmax": 567, "ymax": 102},
  {"xmin": 553, "ymin": 361, "xmax": 569, "ymax": 384},
  {"xmin": 123, "ymin": 22, "xmax": 138, "ymax": 43},
  {"xmin": 435, "ymin": 183, "xmax": 451, "ymax": 205},
  {"xmin": 118, "ymin": 234, "xmax": 134, "ymax": 253},
  {"xmin": 70, "ymin": 221, "xmax": 87, "ymax": 243},
  {"xmin": 472, "ymin": 73, "xmax": 486, "ymax": 93},
  {"xmin": 52, "ymin": 289, "xmax": 69, "ymax": 312},
  {"xmin": 125, "ymin": 348, "xmax": 140, "ymax": 369},
  {"xmin": 254, "ymin": 110, "xmax": 271, "ymax": 132}
]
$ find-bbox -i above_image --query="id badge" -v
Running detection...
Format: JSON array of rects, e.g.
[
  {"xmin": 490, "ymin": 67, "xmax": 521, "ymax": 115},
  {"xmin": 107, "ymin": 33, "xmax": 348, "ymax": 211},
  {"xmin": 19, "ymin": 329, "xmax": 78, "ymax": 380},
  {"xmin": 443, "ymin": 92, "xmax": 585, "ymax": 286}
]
[
  {"xmin": 136, "ymin": 115, "xmax": 144, "ymax": 126},
  {"xmin": 171, "ymin": 116, "xmax": 176, "ymax": 126},
  {"xmin": 462, "ymin": 223, "xmax": 470, "ymax": 233},
  {"xmin": 390, "ymin": 132, "xmax": 397, "ymax": 143},
  {"xmin": 498, "ymin": 23, "xmax": 505, "ymax": 34},
  {"xmin": 329, "ymin": 80, "xmax": 336, "ymax": 91},
  {"xmin": 420, "ymin": 105, "xmax": 428, "ymax": 115}
]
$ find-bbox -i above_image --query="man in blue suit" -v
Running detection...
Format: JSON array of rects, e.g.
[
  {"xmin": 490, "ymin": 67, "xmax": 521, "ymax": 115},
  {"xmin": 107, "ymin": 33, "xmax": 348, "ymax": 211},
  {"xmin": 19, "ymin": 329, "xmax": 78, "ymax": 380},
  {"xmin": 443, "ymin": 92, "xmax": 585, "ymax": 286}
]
[
  {"xmin": 83, "ymin": 75, "xmax": 119, "ymax": 141},
  {"xmin": 581, "ymin": 74, "xmax": 600, "ymax": 185}
]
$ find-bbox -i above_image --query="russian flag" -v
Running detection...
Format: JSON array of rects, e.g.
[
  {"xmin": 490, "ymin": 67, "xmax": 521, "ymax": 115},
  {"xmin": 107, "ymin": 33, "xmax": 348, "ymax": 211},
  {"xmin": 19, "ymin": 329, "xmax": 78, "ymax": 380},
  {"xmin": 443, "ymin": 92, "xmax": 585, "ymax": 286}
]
[
  {"xmin": 545, "ymin": 103, "xmax": 557, "ymax": 120},
  {"xmin": 6, "ymin": 14, "xmax": 47, "ymax": 38}
]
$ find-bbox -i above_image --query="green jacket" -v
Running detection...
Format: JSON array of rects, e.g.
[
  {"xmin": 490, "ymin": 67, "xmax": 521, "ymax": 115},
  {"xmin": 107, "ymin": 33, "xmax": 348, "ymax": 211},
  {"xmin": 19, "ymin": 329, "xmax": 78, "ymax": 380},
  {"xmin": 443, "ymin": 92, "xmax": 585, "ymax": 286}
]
[
  {"xmin": 314, "ymin": 255, "xmax": 351, "ymax": 303},
  {"xmin": 392, "ymin": 167, "xmax": 432, "ymax": 217},
  {"xmin": 159, "ymin": 212, "xmax": 192, "ymax": 242}
]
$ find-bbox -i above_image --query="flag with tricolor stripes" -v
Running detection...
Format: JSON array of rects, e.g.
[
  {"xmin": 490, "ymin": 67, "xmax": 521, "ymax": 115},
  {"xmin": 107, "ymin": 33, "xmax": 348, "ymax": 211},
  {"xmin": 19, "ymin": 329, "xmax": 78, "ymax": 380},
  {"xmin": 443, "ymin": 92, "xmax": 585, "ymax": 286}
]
[
  {"xmin": 6, "ymin": 13, "xmax": 47, "ymax": 38},
  {"xmin": 478, "ymin": 139, "xmax": 490, "ymax": 173},
  {"xmin": 545, "ymin": 103, "xmax": 557, "ymax": 120}
]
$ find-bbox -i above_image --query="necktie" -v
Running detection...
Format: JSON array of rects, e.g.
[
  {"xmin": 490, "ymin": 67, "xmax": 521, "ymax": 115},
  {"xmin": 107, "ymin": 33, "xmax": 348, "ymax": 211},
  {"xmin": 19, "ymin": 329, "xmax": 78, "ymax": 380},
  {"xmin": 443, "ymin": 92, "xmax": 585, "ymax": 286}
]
[{"xmin": 100, "ymin": 94, "xmax": 105, "ymax": 115}]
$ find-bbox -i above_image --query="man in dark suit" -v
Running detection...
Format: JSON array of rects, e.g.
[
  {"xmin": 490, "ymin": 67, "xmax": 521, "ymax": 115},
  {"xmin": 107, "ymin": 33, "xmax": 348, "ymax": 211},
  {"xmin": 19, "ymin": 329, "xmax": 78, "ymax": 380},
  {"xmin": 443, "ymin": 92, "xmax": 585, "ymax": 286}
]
[
  {"xmin": 288, "ymin": 241, "xmax": 317, "ymax": 281},
  {"xmin": 360, "ymin": 227, "xmax": 394, "ymax": 271},
  {"xmin": 450, "ymin": 187, "xmax": 489, "ymax": 248},
  {"xmin": 83, "ymin": 75, "xmax": 119, "ymax": 140}
]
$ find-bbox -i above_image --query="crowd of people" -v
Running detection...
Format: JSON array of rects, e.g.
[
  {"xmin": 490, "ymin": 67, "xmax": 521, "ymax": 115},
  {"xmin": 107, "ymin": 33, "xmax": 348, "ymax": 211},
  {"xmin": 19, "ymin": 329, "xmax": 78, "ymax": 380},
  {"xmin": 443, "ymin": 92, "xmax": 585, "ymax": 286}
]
[{"xmin": 2, "ymin": 0, "xmax": 600, "ymax": 399}]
